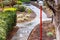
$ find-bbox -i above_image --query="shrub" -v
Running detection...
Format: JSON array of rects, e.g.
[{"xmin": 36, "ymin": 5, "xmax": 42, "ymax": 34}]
[
  {"xmin": 3, "ymin": 7, "xmax": 17, "ymax": 12},
  {"xmin": 13, "ymin": 5, "xmax": 26, "ymax": 12},
  {"xmin": 0, "ymin": 2, "xmax": 3, "ymax": 7},
  {"xmin": 2, "ymin": 0, "xmax": 11, "ymax": 6},
  {"xmin": 19, "ymin": 0, "xmax": 30, "ymax": 3},
  {"xmin": 19, "ymin": 5, "xmax": 26, "ymax": 12},
  {"xmin": 13, "ymin": 4, "xmax": 19, "ymax": 8},
  {"xmin": 0, "ymin": 8, "xmax": 16, "ymax": 40},
  {"xmin": 2, "ymin": 0, "xmax": 16, "ymax": 6},
  {"xmin": 27, "ymin": 9, "xmax": 32, "ymax": 14},
  {"xmin": 0, "ymin": 19, "xmax": 7, "ymax": 40},
  {"xmin": 16, "ymin": 1, "xmax": 22, "ymax": 5}
]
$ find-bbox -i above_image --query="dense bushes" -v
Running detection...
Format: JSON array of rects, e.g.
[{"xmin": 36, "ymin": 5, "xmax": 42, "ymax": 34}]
[
  {"xmin": 18, "ymin": 5, "xmax": 26, "ymax": 12},
  {"xmin": 0, "ymin": 8, "xmax": 16, "ymax": 40},
  {"xmin": 16, "ymin": 1, "xmax": 22, "ymax": 5},
  {"xmin": 18, "ymin": 0, "xmax": 30, "ymax": 3},
  {"xmin": 0, "ymin": 0, "xmax": 31, "ymax": 7},
  {"xmin": 13, "ymin": 5, "xmax": 26, "ymax": 12},
  {"xmin": 0, "ymin": 0, "xmax": 11, "ymax": 6},
  {"xmin": 0, "ymin": 19, "xmax": 7, "ymax": 40}
]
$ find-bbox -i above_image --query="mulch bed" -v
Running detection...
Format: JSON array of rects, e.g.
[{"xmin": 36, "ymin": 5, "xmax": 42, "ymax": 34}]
[
  {"xmin": 28, "ymin": 21, "xmax": 56, "ymax": 40},
  {"xmin": 30, "ymin": 1, "xmax": 39, "ymax": 9},
  {"xmin": 30, "ymin": 1, "xmax": 53, "ymax": 18},
  {"xmin": 43, "ymin": 6, "xmax": 53, "ymax": 18},
  {"xmin": 6, "ymin": 26, "xmax": 19, "ymax": 40},
  {"xmin": 17, "ymin": 10, "xmax": 36, "ymax": 23}
]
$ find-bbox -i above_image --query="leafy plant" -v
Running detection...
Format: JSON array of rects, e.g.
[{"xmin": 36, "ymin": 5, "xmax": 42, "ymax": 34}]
[
  {"xmin": 0, "ymin": 8, "xmax": 16, "ymax": 40},
  {"xmin": 19, "ymin": 5, "xmax": 26, "ymax": 12},
  {"xmin": 0, "ymin": 19, "xmax": 7, "ymax": 40},
  {"xmin": 0, "ymin": 2, "xmax": 4, "ymax": 7},
  {"xmin": 3, "ymin": 7, "xmax": 17, "ymax": 12},
  {"xmin": 2, "ymin": 0, "xmax": 11, "ymax": 6},
  {"xmin": 18, "ymin": 0, "xmax": 30, "ymax": 3},
  {"xmin": 13, "ymin": 4, "xmax": 19, "ymax": 8},
  {"xmin": 16, "ymin": 1, "xmax": 22, "ymax": 5},
  {"xmin": 27, "ymin": 9, "xmax": 32, "ymax": 14},
  {"xmin": 13, "ymin": 5, "xmax": 26, "ymax": 12}
]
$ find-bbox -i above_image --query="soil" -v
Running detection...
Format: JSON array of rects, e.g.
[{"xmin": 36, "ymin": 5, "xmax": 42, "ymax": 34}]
[
  {"xmin": 43, "ymin": 6, "xmax": 53, "ymax": 18},
  {"xmin": 28, "ymin": 21, "xmax": 56, "ymax": 40},
  {"xmin": 31, "ymin": 1, "xmax": 39, "ymax": 9},
  {"xmin": 30, "ymin": 1, "xmax": 53, "ymax": 18},
  {"xmin": 6, "ymin": 26, "xmax": 19, "ymax": 40},
  {"xmin": 17, "ymin": 11, "xmax": 36, "ymax": 23},
  {"xmin": 0, "ymin": 8, "xmax": 3, "ymax": 12}
]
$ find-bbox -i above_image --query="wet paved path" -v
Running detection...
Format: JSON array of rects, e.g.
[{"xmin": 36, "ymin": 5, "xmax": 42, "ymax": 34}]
[{"xmin": 11, "ymin": 4, "xmax": 52, "ymax": 40}]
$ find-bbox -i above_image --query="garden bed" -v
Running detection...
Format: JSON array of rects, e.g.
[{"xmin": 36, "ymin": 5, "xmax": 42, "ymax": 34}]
[
  {"xmin": 30, "ymin": 1, "xmax": 53, "ymax": 18},
  {"xmin": 0, "ymin": 0, "xmax": 37, "ymax": 40},
  {"xmin": 0, "ymin": 6, "xmax": 36, "ymax": 23},
  {"xmin": 43, "ymin": 6, "xmax": 53, "ymax": 18},
  {"xmin": 17, "ymin": 9, "xmax": 36, "ymax": 23},
  {"xmin": 28, "ymin": 21, "xmax": 56, "ymax": 40},
  {"xmin": 31, "ymin": 1, "xmax": 39, "ymax": 9},
  {"xmin": 6, "ymin": 26, "xmax": 19, "ymax": 40}
]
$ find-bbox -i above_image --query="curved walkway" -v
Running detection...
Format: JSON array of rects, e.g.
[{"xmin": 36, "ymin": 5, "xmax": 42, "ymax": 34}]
[{"xmin": 11, "ymin": 4, "xmax": 52, "ymax": 40}]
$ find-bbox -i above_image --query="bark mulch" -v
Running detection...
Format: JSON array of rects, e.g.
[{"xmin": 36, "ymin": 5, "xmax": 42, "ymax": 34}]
[
  {"xmin": 17, "ymin": 11, "xmax": 36, "ymax": 23},
  {"xmin": 43, "ymin": 6, "xmax": 53, "ymax": 18},
  {"xmin": 30, "ymin": 1, "xmax": 53, "ymax": 18},
  {"xmin": 6, "ymin": 26, "xmax": 19, "ymax": 40},
  {"xmin": 28, "ymin": 21, "xmax": 56, "ymax": 40},
  {"xmin": 30, "ymin": 1, "xmax": 39, "ymax": 9}
]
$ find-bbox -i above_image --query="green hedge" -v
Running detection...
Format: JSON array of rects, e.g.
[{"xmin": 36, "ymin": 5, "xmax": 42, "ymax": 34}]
[
  {"xmin": 18, "ymin": 0, "xmax": 30, "ymax": 2},
  {"xmin": 0, "ymin": 10, "xmax": 16, "ymax": 40},
  {"xmin": 16, "ymin": 1, "xmax": 22, "ymax": 5},
  {"xmin": 0, "ymin": 19, "xmax": 7, "ymax": 40}
]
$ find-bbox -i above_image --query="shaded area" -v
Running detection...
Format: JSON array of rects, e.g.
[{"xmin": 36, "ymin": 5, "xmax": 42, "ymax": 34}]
[{"xmin": 6, "ymin": 26, "xmax": 19, "ymax": 40}]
